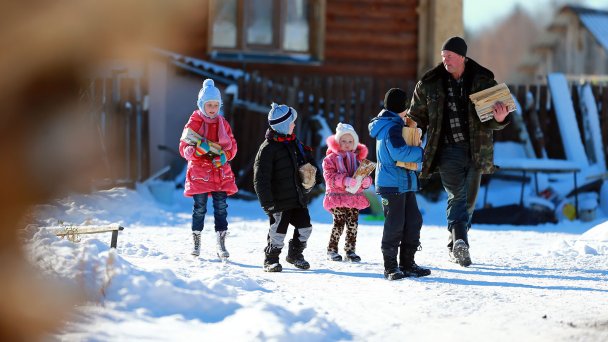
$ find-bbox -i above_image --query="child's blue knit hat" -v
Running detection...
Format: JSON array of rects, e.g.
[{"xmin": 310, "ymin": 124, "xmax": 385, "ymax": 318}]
[
  {"xmin": 268, "ymin": 102, "xmax": 297, "ymax": 135},
  {"xmin": 197, "ymin": 79, "xmax": 222, "ymax": 115}
]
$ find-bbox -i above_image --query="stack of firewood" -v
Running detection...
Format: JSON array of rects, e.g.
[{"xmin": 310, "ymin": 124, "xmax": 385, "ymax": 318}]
[
  {"xmin": 345, "ymin": 159, "xmax": 376, "ymax": 193},
  {"xmin": 469, "ymin": 83, "xmax": 516, "ymax": 122},
  {"xmin": 396, "ymin": 127, "xmax": 422, "ymax": 170}
]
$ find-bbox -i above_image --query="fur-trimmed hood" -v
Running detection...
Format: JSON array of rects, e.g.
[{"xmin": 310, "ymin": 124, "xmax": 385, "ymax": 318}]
[{"xmin": 325, "ymin": 135, "xmax": 368, "ymax": 160}]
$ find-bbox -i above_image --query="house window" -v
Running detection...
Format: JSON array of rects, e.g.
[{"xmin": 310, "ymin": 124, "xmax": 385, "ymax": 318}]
[
  {"xmin": 212, "ymin": 0, "xmax": 238, "ymax": 48},
  {"xmin": 209, "ymin": 0, "xmax": 323, "ymax": 62}
]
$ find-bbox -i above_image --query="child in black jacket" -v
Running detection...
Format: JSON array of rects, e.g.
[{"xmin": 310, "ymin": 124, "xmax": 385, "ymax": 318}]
[{"xmin": 254, "ymin": 103, "xmax": 323, "ymax": 272}]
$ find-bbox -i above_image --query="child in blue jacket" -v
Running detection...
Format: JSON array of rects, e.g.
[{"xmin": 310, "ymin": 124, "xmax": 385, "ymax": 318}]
[{"xmin": 368, "ymin": 88, "xmax": 432, "ymax": 280}]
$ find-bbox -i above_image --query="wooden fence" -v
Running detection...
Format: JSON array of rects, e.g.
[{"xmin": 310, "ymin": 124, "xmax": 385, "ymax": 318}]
[
  {"xmin": 82, "ymin": 76, "xmax": 150, "ymax": 188},
  {"xmin": 225, "ymin": 73, "xmax": 608, "ymax": 193}
]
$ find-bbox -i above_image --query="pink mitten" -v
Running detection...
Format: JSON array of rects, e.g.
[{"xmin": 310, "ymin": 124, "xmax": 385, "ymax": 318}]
[
  {"xmin": 344, "ymin": 177, "xmax": 357, "ymax": 187},
  {"xmin": 184, "ymin": 145, "xmax": 196, "ymax": 159},
  {"xmin": 361, "ymin": 176, "xmax": 372, "ymax": 188}
]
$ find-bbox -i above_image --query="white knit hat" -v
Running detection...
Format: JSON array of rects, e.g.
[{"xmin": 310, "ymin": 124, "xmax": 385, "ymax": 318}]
[
  {"xmin": 197, "ymin": 79, "xmax": 222, "ymax": 116},
  {"xmin": 268, "ymin": 102, "xmax": 297, "ymax": 135},
  {"xmin": 334, "ymin": 122, "xmax": 359, "ymax": 148}
]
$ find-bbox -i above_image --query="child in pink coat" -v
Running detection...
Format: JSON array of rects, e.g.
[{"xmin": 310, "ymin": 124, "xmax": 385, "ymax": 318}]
[
  {"xmin": 179, "ymin": 79, "xmax": 238, "ymax": 259},
  {"xmin": 322, "ymin": 123, "xmax": 372, "ymax": 262}
]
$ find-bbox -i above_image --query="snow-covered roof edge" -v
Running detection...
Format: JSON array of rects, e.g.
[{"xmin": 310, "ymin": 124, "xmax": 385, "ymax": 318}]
[{"xmin": 151, "ymin": 48, "xmax": 246, "ymax": 84}]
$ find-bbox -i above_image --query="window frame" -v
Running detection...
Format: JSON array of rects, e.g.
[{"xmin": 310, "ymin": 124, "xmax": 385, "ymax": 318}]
[{"xmin": 207, "ymin": 0, "xmax": 325, "ymax": 64}]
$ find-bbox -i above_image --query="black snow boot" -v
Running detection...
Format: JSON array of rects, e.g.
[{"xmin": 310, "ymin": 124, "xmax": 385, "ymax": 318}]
[
  {"xmin": 399, "ymin": 247, "xmax": 431, "ymax": 277},
  {"xmin": 263, "ymin": 245, "xmax": 283, "ymax": 272},
  {"xmin": 450, "ymin": 223, "xmax": 472, "ymax": 267},
  {"xmin": 344, "ymin": 250, "xmax": 361, "ymax": 262},
  {"xmin": 286, "ymin": 239, "xmax": 310, "ymax": 270},
  {"xmin": 383, "ymin": 254, "xmax": 405, "ymax": 281}
]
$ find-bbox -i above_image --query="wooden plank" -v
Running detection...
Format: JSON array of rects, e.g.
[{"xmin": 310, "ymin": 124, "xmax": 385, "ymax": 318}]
[
  {"xmin": 51, "ymin": 224, "xmax": 124, "ymax": 236},
  {"xmin": 245, "ymin": 73, "xmax": 255, "ymax": 102},
  {"xmin": 323, "ymin": 76, "xmax": 332, "ymax": 123},
  {"xmin": 326, "ymin": 3, "xmax": 416, "ymax": 20},
  {"xmin": 327, "ymin": 20, "xmax": 418, "ymax": 32},
  {"xmin": 325, "ymin": 32, "xmax": 417, "ymax": 46},
  {"xmin": 344, "ymin": 77, "xmax": 354, "ymax": 125},
  {"xmin": 312, "ymin": 75, "xmax": 321, "ymax": 115},
  {"xmin": 325, "ymin": 49, "xmax": 417, "ymax": 62},
  {"xmin": 538, "ymin": 85, "xmax": 550, "ymax": 149},
  {"xmin": 51, "ymin": 225, "xmax": 126, "ymax": 248},
  {"xmin": 301, "ymin": 75, "xmax": 311, "ymax": 119},
  {"xmin": 332, "ymin": 76, "xmax": 343, "ymax": 128},
  {"xmin": 353, "ymin": 77, "xmax": 364, "ymax": 135}
]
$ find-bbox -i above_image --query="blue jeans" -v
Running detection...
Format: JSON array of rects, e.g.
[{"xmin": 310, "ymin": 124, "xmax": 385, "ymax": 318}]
[
  {"xmin": 438, "ymin": 143, "xmax": 481, "ymax": 242},
  {"xmin": 192, "ymin": 192, "xmax": 228, "ymax": 232}
]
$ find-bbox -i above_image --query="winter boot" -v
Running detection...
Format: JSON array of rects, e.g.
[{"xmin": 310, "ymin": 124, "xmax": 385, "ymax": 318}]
[
  {"xmin": 449, "ymin": 223, "xmax": 471, "ymax": 266},
  {"xmin": 191, "ymin": 231, "xmax": 201, "ymax": 256},
  {"xmin": 327, "ymin": 250, "xmax": 342, "ymax": 262},
  {"xmin": 216, "ymin": 231, "xmax": 229, "ymax": 260},
  {"xmin": 344, "ymin": 250, "xmax": 361, "ymax": 262},
  {"xmin": 286, "ymin": 239, "xmax": 310, "ymax": 270},
  {"xmin": 383, "ymin": 254, "xmax": 405, "ymax": 280},
  {"xmin": 399, "ymin": 247, "xmax": 431, "ymax": 277},
  {"xmin": 452, "ymin": 239, "xmax": 472, "ymax": 267},
  {"xmin": 263, "ymin": 246, "xmax": 283, "ymax": 272}
]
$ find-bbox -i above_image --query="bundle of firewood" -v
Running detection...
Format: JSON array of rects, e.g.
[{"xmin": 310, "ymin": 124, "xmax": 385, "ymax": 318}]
[
  {"xmin": 181, "ymin": 127, "xmax": 222, "ymax": 155},
  {"xmin": 345, "ymin": 159, "xmax": 376, "ymax": 193},
  {"xmin": 396, "ymin": 127, "xmax": 422, "ymax": 170},
  {"xmin": 469, "ymin": 83, "xmax": 516, "ymax": 122}
]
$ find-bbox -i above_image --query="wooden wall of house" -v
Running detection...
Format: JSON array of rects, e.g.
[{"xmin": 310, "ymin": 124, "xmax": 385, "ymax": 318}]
[{"xmin": 176, "ymin": 0, "xmax": 419, "ymax": 79}]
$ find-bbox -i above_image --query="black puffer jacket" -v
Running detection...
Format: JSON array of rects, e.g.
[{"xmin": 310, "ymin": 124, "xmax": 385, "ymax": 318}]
[{"xmin": 254, "ymin": 133, "xmax": 322, "ymax": 214}]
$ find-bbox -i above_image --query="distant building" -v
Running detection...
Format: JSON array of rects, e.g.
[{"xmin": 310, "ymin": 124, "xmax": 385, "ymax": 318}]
[{"xmin": 518, "ymin": 5, "xmax": 608, "ymax": 83}]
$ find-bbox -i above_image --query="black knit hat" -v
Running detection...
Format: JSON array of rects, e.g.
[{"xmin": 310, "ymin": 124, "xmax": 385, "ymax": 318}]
[
  {"xmin": 384, "ymin": 88, "xmax": 407, "ymax": 113},
  {"xmin": 441, "ymin": 36, "xmax": 467, "ymax": 57}
]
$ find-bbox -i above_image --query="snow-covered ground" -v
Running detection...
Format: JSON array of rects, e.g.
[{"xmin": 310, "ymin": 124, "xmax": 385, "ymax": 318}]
[{"xmin": 25, "ymin": 177, "xmax": 608, "ymax": 341}]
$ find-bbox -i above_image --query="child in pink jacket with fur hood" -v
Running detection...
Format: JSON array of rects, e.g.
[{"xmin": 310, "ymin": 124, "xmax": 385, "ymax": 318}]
[
  {"xmin": 179, "ymin": 79, "xmax": 237, "ymax": 260},
  {"xmin": 322, "ymin": 123, "xmax": 372, "ymax": 262}
]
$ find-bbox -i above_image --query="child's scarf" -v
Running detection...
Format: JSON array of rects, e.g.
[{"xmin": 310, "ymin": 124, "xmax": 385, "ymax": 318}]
[
  {"xmin": 197, "ymin": 110, "xmax": 232, "ymax": 150},
  {"xmin": 265, "ymin": 128, "xmax": 296, "ymax": 142},
  {"xmin": 335, "ymin": 150, "xmax": 358, "ymax": 177}
]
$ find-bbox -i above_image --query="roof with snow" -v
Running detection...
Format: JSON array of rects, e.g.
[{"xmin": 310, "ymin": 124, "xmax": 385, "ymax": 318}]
[
  {"xmin": 565, "ymin": 6, "xmax": 608, "ymax": 52},
  {"xmin": 153, "ymin": 48, "xmax": 245, "ymax": 84}
]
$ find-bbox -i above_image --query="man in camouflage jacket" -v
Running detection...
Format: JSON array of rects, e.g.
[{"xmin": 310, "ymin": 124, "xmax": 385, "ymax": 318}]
[{"xmin": 407, "ymin": 36, "xmax": 511, "ymax": 267}]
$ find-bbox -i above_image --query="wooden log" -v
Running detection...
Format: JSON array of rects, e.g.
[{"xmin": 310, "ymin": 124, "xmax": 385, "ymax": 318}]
[{"xmin": 46, "ymin": 224, "xmax": 125, "ymax": 248}]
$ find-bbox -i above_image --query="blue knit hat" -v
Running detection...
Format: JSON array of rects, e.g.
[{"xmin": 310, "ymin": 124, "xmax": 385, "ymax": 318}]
[
  {"xmin": 197, "ymin": 79, "xmax": 222, "ymax": 116},
  {"xmin": 268, "ymin": 102, "xmax": 297, "ymax": 135}
]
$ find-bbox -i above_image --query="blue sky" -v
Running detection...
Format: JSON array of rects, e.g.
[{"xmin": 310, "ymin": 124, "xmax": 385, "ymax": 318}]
[{"xmin": 464, "ymin": 0, "xmax": 608, "ymax": 32}]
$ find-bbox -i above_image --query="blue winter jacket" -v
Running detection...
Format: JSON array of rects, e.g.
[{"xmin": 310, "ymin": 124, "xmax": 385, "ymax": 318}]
[{"xmin": 368, "ymin": 109, "xmax": 423, "ymax": 194}]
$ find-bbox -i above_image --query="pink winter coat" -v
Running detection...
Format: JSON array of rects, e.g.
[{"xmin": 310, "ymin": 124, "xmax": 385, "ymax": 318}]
[
  {"xmin": 322, "ymin": 135, "xmax": 371, "ymax": 211},
  {"xmin": 179, "ymin": 110, "xmax": 238, "ymax": 196}
]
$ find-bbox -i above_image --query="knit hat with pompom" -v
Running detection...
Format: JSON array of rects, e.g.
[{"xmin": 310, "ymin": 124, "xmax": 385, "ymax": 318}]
[
  {"xmin": 334, "ymin": 122, "xmax": 359, "ymax": 148},
  {"xmin": 267, "ymin": 102, "xmax": 297, "ymax": 135},
  {"xmin": 197, "ymin": 79, "xmax": 222, "ymax": 116}
]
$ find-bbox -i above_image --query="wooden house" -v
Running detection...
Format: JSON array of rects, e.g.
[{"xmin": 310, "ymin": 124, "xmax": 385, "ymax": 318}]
[
  {"xmin": 90, "ymin": 0, "xmax": 464, "ymax": 188},
  {"xmin": 518, "ymin": 5, "xmax": 608, "ymax": 83}
]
